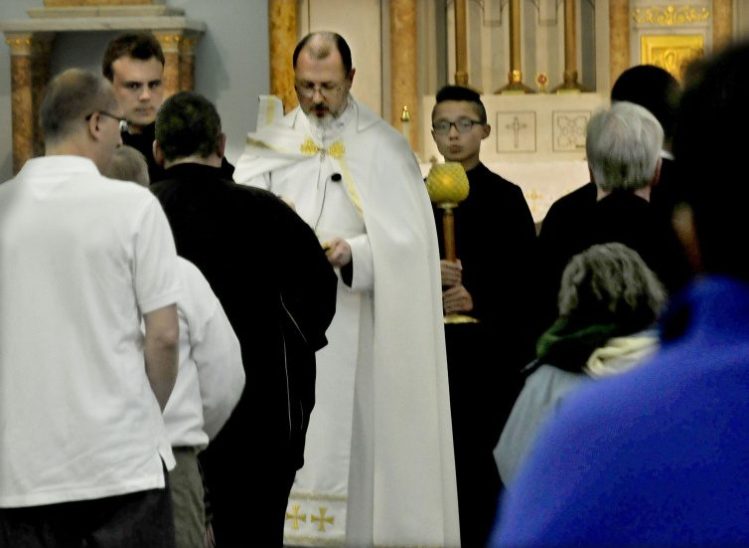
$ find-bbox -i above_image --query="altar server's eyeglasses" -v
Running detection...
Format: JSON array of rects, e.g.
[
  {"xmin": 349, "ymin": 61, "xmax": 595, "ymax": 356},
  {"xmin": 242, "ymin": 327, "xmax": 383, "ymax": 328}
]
[
  {"xmin": 432, "ymin": 118, "xmax": 484, "ymax": 135},
  {"xmin": 295, "ymin": 81, "xmax": 345, "ymax": 99},
  {"xmin": 86, "ymin": 111, "xmax": 129, "ymax": 133}
]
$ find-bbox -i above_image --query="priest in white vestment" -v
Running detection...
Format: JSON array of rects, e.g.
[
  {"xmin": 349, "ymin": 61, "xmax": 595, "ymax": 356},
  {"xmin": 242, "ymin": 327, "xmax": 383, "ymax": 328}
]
[{"xmin": 234, "ymin": 32, "xmax": 460, "ymax": 547}]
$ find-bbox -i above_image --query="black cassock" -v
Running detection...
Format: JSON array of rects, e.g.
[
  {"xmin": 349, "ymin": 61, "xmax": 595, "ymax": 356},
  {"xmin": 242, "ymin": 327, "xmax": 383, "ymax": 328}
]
[
  {"xmin": 537, "ymin": 166, "xmax": 690, "ymax": 331},
  {"xmin": 433, "ymin": 162, "xmax": 538, "ymax": 547},
  {"xmin": 152, "ymin": 164, "xmax": 337, "ymax": 548}
]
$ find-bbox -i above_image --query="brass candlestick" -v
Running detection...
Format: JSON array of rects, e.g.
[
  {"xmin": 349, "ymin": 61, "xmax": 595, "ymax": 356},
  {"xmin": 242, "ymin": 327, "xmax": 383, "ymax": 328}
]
[{"xmin": 426, "ymin": 162, "xmax": 479, "ymax": 324}]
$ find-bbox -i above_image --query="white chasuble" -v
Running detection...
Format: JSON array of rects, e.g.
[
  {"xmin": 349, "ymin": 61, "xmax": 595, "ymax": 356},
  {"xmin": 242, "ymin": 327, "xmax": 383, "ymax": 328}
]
[{"xmin": 235, "ymin": 98, "xmax": 460, "ymax": 547}]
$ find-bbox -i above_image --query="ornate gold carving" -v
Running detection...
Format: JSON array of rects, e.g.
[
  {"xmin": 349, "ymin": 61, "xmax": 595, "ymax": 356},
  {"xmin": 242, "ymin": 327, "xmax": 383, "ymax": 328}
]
[
  {"xmin": 4, "ymin": 33, "xmax": 52, "ymax": 57},
  {"xmin": 641, "ymin": 34, "xmax": 704, "ymax": 81},
  {"xmin": 43, "ymin": 0, "xmax": 160, "ymax": 5},
  {"xmin": 327, "ymin": 141, "xmax": 345, "ymax": 160},
  {"xmin": 298, "ymin": 139, "xmax": 345, "ymax": 160},
  {"xmin": 285, "ymin": 504, "xmax": 307, "ymax": 530},
  {"xmin": 310, "ymin": 507, "xmax": 334, "ymax": 532},
  {"xmin": 155, "ymin": 34, "xmax": 184, "ymax": 45},
  {"xmin": 5, "ymin": 37, "xmax": 32, "ymax": 47},
  {"xmin": 300, "ymin": 138, "xmax": 319, "ymax": 156},
  {"xmin": 633, "ymin": 5, "xmax": 710, "ymax": 26}
]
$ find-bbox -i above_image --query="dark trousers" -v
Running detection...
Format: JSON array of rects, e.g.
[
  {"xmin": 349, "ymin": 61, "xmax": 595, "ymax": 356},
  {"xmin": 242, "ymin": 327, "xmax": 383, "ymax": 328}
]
[
  {"xmin": 445, "ymin": 323, "xmax": 523, "ymax": 548},
  {"xmin": 201, "ymin": 451, "xmax": 295, "ymax": 548},
  {"xmin": 0, "ymin": 484, "xmax": 175, "ymax": 548}
]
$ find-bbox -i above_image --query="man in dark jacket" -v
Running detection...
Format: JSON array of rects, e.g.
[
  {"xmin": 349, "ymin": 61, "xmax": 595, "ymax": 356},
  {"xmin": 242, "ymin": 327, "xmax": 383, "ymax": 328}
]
[{"xmin": 150, "ymin": 91, "xmax": 337, "ymax": 548}]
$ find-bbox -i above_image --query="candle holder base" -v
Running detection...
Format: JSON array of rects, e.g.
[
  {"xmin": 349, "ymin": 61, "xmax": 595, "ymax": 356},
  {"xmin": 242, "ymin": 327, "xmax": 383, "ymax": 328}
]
[{"xmin": 444, "ymin": 313, "xmax": 480, "ymax": 325}]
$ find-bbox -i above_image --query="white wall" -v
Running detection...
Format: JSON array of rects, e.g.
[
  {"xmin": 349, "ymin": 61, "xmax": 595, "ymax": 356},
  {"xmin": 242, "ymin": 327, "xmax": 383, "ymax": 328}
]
[{"xmin": 0, "ymin": 0, "xmax": 270, "ymax": 181}]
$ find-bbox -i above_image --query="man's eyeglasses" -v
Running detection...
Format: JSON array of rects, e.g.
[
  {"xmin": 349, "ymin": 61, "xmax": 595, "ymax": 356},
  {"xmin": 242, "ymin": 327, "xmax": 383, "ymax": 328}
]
[
  {"xmin": 295, "ymin": 81, "xmax": 345, "ymax": 100},
  {"xmin": 432, "ymin": 118, "xmax": 484, "ymax": 135},
  {"xmin": 86, "ymin": 111, "xmax": 129, "ymax": 133}
]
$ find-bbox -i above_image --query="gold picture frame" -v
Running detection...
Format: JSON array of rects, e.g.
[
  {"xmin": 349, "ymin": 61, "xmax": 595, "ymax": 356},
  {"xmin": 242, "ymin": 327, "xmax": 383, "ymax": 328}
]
[{"xmin": 640, "ymin": 34, "xmax": 704, "ymax": 81}]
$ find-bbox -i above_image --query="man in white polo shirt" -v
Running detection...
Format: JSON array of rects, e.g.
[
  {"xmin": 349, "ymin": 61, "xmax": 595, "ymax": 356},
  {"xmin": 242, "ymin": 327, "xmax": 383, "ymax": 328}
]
[{"xmin": 0, "ymin": 68, "xmax": 181, "ymax": 547}]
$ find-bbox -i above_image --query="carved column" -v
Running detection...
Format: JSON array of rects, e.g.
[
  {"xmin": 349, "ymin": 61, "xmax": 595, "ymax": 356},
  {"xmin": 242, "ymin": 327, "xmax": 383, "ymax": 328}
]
[
  {"xmin": 390, "ymin": 0, "xmax": 419, "ymax": 150},
  {"xmin": 6, "ymin": 32, "xmax": 53, "ymax": 173},
  {"xmin": 453, "ymin": 0, "xmax": 468, "ymax": 86},
  {"xmin": 269, "ymin": 0, "xmax": 298, "ymax": 113},
  {"xmin": 178, "ymin": 35, "xmax": 197, "ymax": 92},
  {"xmin": 609, "ymin": 0, "xmax": 630, "ymax": 88},
  {"xmin": 554, "ymin": 0, "xmax": 583, "ymax": 91},
  {"xmin": 153, "ymin": 31, "xmax": 181, "ymax": 98},
  {"xmin": 497, "ymin": 0, "xmax": 532, "ymax": 93},
  {"xmin": 712, "ymin": 0, "xmax": 732, "ymax": 53}
]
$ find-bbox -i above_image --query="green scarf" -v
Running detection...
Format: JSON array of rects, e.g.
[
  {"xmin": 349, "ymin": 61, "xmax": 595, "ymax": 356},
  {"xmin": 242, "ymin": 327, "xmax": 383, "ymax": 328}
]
[{"xmin": 535, "ymin": 317, "xmax": 623, "ymax": 373}]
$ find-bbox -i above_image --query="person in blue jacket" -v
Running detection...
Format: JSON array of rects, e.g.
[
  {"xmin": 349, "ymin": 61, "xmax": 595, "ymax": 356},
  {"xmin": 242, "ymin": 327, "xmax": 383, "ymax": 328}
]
[{"xmin": 492, "ymin": 41, "xmax": 749, "ymax": 546}]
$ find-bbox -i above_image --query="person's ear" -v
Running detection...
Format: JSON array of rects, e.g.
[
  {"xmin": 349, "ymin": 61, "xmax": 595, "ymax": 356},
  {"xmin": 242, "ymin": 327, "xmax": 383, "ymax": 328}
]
[
  {"xmin": 217, "ymin": 133, "xmax": 227, "ymax": 159},
  {"xmin": 347, "ymin": 68, "xmax": 356, "ymax": 87},
  {"xmin": 153, "ymin": 140, "xmax": 165, "ymax": 167},
  {"xmin": 481, "ymin": 124, "xmax": 491, "ymax": 140},
  {"xmin": 87, "ymin": 112, "xmax": 101, "ymax": 140},
  {"xmin": 672, "ymin": 203, "xmax": 702, "ymax": 273}
]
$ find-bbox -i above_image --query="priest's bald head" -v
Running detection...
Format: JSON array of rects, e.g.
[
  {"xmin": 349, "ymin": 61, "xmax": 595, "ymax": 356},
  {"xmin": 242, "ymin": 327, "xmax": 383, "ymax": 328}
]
[{"xmin": 292, "ymin": 32, "xmax": 356, "ymax": 121}]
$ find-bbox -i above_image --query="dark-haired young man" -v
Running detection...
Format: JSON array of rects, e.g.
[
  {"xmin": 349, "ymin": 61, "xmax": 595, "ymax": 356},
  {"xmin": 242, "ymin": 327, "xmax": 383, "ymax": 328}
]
[
  {"xmin": 102, "ymin": 32, "xmax": 234, "ymax": 183},
  {"xmin": 151, "ymin": 91, "xmax": 337, "ymax": 548},
  {"xmin": 431, "ymin": 84, "xmax": 537, "ymax": 547},
  {"xmin": 102, "ymin": 32, "xmax": 166, "ymax": 181}
]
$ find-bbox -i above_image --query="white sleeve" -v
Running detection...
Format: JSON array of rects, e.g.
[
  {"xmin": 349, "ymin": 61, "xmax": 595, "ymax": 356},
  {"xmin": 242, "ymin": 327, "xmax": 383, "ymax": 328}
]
[
  {"xmin": 233, "ymin": 149, "xmax": 271, "ymax": 190},
  {"xmin": 193, "ymin": 297, "xmax": 246, "ymax": 441},
  {"xmin": 180, "ymin": 259, "xmax": 245, "ymax": 441},
  {"xmin": 134, "ymin": 197, "xmax": 181, "ymax": 314},
  {"xmin": 347, "ymin": 233, "xmax": 374, "ymax": 291}
]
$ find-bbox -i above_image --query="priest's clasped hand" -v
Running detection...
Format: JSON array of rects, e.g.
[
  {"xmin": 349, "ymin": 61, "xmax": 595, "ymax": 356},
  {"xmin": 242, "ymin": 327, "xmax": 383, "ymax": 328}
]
[{"xmin": 323, "ymin": 237, "xmax": 352, "ymax": 267}]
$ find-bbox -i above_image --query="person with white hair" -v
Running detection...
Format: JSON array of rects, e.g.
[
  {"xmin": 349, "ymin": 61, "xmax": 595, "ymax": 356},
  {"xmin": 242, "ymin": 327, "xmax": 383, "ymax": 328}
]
[{"xmin": 536, "ymin": 101, "xmax": 680, "ymax": 332}]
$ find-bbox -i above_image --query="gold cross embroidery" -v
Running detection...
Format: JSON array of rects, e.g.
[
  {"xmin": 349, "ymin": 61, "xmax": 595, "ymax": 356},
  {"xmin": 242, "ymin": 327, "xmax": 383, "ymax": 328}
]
[
  {"xmin": 310, "ymin": 507, "xmax": 334, "ymax": 532},
  {"xmin": 300, "ymin": 138, "xmax": 345, "ymax": 159},
  {"xmin": 285, "ymin": 504, "xmax": 307, "ymax": 530}
]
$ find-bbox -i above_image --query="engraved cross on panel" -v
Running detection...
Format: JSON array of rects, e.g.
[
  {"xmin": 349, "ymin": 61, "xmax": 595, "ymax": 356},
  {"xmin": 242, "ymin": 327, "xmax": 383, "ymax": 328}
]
[{"xmin": 506, "ymin": 116, "xmax": 528, "ymax": 148}]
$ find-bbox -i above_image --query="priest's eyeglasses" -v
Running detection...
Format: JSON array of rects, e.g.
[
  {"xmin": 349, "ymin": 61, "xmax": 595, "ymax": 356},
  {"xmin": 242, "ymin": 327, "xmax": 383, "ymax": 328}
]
[
  {"xmin": 86, "ymin": 111, "xmax": 129, "ymax": 133},
  {"xmin": 432, "ymin": 118, "xmax": 483, "ymax": 135},
  {"xmin": 295, "ymin": 81, "xmax": 345, "ymax": 99}
]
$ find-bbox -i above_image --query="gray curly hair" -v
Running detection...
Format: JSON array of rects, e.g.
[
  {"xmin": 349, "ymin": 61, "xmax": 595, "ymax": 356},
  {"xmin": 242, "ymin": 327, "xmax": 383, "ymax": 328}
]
[{"xmin": 558, "ymin": 242, "xmax": 666, "ymax": 328}]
